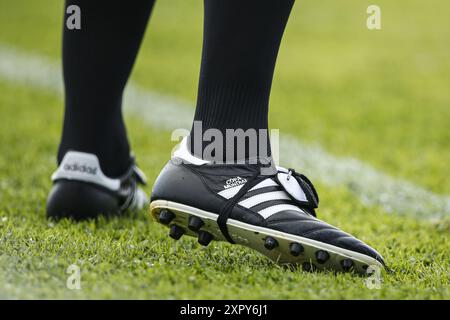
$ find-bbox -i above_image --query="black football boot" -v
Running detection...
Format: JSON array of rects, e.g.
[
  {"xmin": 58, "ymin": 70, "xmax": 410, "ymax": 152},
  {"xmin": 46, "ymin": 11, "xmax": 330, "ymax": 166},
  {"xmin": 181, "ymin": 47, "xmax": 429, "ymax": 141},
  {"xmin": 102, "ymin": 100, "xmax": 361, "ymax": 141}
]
[
  {"xmin": 47, "ymin": 151, "xmax": 147, "ymax": 220},
  {"xmin": 150, "ymin": 138, "xmax": 385, "ymax": 274}
]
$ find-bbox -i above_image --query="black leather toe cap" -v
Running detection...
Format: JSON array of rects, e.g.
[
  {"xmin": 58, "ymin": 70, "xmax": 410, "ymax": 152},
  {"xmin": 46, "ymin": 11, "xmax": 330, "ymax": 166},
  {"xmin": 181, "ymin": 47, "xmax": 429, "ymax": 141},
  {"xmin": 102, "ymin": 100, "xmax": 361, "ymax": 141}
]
[{"xmin": 266, "ymin": 210, "xmax": 385, "ymax": 265}]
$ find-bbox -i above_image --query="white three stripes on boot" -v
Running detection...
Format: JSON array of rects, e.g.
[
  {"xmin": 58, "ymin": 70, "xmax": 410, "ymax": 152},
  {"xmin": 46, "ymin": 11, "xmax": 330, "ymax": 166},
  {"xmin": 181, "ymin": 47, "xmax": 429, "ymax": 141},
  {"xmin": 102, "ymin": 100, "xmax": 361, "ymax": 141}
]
[
  {"xmin": 238, "ymin": 191, "xmax": 289, "ymax": 209},
  {"xmin": 218, "ymin": 178, "xmax": 278, "ymax": 199},
  {"xmin": 258, "ymin": 204, "xmax": 304, "ymax": 219},
  {"xmin": 217, "ymin": 178, "xmax": 304, "ymax": 219}
]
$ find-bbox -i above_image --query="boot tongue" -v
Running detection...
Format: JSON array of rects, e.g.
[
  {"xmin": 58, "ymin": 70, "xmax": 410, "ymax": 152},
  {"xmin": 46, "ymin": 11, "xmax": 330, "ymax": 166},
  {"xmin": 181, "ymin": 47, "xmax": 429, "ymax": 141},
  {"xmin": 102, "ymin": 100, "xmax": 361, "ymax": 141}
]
[
  {"xmin": 275, "ymin": 167, "xmax": 319, "ymax": 215},
  {"xmin": 277, "ymin": 171, "xmax": 308, "ymax": 202}
]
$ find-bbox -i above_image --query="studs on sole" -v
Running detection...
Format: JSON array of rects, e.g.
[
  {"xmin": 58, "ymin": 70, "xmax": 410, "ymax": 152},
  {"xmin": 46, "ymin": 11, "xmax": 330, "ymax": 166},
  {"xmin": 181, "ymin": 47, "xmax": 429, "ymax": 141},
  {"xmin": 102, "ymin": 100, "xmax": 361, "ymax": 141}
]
[
  {"xmin": 341, "ymin": 259, "xmax": 354, "ymax": 272},
  {"xmin": 169, "ymin": 225, "xmax": 185, "ymax": 240},
  {"xmin": 264, "ymin": 237, "xmax": 278, "ymax": 250},
  {"xmin": 302, "ymin": 262, "xmax": 316, "ymax": 272},
  {"xmin": 159, "ymin": 209, "xmax": 175, "ymax": 225},
  {"xmin": 315, "ymin": 250, "xmax": 330, "ymax": 264},
  {"xmin": 198, "ymin": 230, "xmax": 214, "ymax": 246},
  {"xmin": 188, "ymin": 216, "xmax": 204, "ymax": 232},
  {"xmin": 289, "ymin": 242, "xmax": 304, "ymax": 256}
]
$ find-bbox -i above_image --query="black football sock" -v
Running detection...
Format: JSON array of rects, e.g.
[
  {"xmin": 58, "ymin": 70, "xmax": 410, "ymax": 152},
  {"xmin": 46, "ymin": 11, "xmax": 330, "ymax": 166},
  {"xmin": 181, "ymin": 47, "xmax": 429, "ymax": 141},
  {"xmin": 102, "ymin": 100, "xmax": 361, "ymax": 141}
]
[
  {"xmin": 58, "ymin": 0, "xmax": 155, "ymax": 177},
  {"xmin": 190, "ymin": 0, "xmax": 294, "ymax": 162}
]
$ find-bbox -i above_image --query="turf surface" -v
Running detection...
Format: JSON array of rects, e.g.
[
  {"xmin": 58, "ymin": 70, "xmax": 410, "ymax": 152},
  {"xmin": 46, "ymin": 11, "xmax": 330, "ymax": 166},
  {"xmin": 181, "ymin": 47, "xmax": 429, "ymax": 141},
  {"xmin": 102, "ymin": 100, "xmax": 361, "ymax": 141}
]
[{"xmin": 0, "ymin": 0, "xmax": 448, "ymax": 299}]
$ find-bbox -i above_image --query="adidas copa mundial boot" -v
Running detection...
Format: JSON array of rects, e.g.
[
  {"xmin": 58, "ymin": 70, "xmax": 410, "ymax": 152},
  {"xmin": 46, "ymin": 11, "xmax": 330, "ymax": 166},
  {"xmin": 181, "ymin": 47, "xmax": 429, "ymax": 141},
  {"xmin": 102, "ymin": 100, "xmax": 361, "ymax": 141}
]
[
  {"xmin": 150, "ymin": 138, "xmax": 385, "ymax": 274},
  {"xmin": 47, "ymin": 151, "xmax": 148, "ymax": 220}
]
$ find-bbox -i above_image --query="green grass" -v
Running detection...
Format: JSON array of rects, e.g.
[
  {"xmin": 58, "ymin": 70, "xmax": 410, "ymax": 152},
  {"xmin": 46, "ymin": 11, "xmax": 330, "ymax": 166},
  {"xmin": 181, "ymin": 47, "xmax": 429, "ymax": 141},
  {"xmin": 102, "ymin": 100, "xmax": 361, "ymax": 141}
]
[{"xmin": 0, "ymin": 0, "xmax": 449, "ymax": 299}]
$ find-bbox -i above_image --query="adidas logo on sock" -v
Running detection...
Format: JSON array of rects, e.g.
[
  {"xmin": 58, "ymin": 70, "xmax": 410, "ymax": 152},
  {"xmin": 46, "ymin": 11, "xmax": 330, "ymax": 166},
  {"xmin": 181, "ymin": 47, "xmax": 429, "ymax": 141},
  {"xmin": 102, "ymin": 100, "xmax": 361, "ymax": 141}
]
[
  {"xmin": 223, "ymin": 177, "xmax": 247, "ymax": 189},
  {"xmin": 63, "ymin": 162, "xmax": 98, "ymax": 175}
]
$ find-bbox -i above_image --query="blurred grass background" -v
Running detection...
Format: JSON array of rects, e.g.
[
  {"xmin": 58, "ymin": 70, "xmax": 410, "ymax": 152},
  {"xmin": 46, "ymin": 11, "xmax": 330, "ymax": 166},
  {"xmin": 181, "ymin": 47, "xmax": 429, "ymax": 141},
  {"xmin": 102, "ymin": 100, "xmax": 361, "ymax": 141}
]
[{"xmin": 0, "ymin": 0, "xmax": 448, "ymax": 299}]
